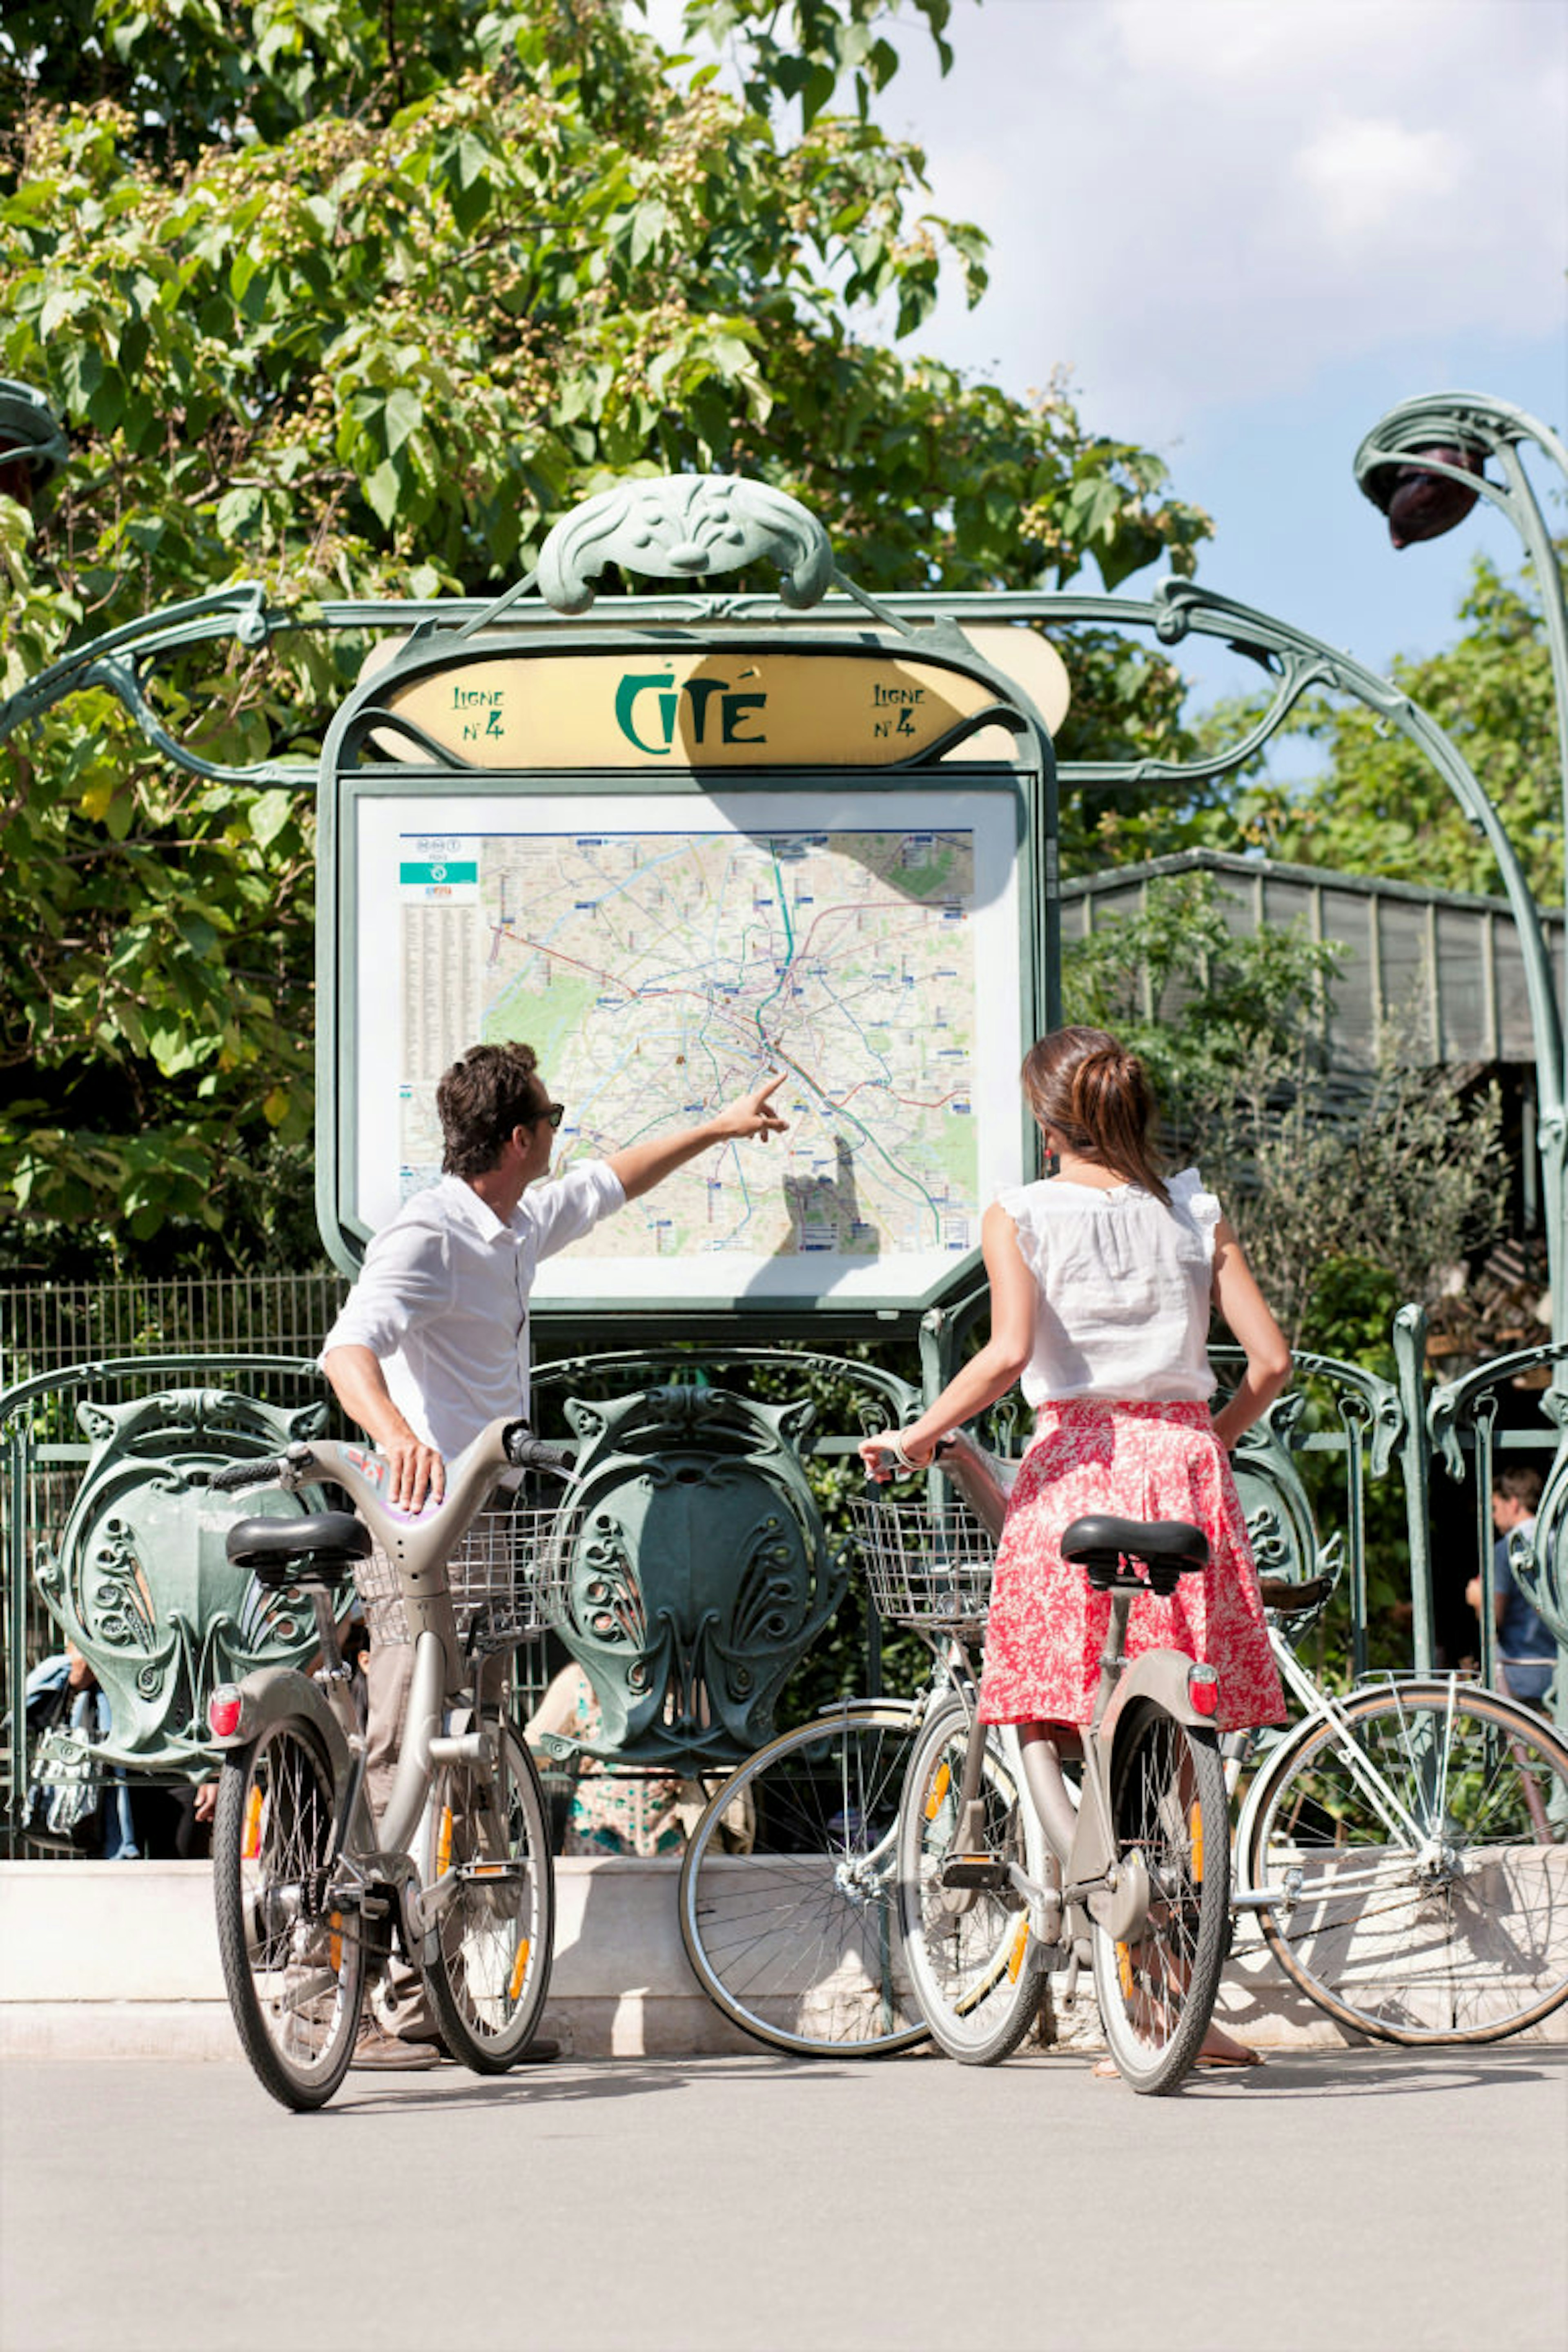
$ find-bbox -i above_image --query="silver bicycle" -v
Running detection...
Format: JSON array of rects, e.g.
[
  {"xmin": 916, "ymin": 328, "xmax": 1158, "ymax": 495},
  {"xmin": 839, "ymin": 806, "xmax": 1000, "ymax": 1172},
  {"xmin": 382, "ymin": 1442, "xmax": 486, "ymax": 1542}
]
[
  {"xmin": 205, "ymin": 1416, "xmax": 577, "ymax": 2110},
  {"xmin": 678, "ymin": 1432, "xmax": 1231, "ymax": 2090},
  {"xmin": 1230, "ymin": 1572, "xmax": 1568, "ymax": 2045},
  {"xmin": 868, "ymin": 1459, "xmax": 1231, "ymax": 2094},
  {"xmin": 681, "ymin": 1434, "xmax": 1568, "ymax": 2066}
]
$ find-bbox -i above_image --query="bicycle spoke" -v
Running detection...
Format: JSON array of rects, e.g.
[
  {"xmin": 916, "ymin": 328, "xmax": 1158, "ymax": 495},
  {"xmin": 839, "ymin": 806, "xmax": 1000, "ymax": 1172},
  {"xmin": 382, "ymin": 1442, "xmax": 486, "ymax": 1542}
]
[{"xmin": 1248, "ymin": 1683, "xmax": 1568, "ymax": 2043}]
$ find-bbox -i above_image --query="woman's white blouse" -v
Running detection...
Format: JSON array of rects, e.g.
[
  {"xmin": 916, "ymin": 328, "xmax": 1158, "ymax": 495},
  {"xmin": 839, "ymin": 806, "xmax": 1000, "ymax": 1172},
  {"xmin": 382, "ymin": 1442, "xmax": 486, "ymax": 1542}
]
[{"xmin": 996, "ymin": 1167, "xmax": 1222, "ymax": 1408}]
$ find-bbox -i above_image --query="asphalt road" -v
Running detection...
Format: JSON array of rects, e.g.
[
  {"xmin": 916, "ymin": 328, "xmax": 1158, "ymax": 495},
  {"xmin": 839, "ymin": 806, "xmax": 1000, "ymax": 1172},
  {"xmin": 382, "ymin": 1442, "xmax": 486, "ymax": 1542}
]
[{"xmin": 2, "ymin": 2047, "xmax": 1564, "ymax": 2352}]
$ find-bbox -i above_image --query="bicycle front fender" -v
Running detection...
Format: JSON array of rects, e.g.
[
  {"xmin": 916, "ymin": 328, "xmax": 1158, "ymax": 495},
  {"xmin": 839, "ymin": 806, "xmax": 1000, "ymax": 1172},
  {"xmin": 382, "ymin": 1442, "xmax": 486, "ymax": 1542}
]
[{"xmin": 209, "ymin": 1667, "xmax": 354, "ymax": 1787}]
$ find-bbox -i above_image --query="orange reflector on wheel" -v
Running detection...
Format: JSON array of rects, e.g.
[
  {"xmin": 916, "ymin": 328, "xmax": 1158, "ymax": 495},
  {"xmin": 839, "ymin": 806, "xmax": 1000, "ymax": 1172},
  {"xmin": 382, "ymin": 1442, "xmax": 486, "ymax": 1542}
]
[
  {"xmin": 437, "ymin": 1809, "xmax": 453, "ymax": 1875},
  {"xmin": 330, "ymin": 1911, "xmax": 343, "ymax": 1971},
  {"xmin": 1190, "ymin": 1802, "xmax": 1204, "ymax": 1881},
  {"xmin": 924, "ymin": 1761, "xmax": 952, "ymax": 1820},
  {"xmin": 509, "ymin": 1939, "xmax": 532, "ymax": 2002},
  {"xmin": 242, "ymin": 1788, "xmax": 263, "ymax": 1860},
  {"xmin": 1007, "ymin": 1919, "xmax": 1029, "ymax": 1982},
  {"xmin": 1117, "ymin": 1941, "xmax": 1134, "ymax": 1999}
]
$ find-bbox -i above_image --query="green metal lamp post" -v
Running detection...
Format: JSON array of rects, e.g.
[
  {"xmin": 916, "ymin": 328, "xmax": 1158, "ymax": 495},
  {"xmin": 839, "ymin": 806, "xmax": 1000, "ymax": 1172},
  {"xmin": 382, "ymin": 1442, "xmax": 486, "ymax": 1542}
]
[
  {"xmin": 1356, "ymin": 392, "xmax": 1568, "ymax": 1704},
  {"xmin": 0, "ymin": 378, "xmax": 68, "ymax": 514},
  {"xmin": 1354, "ymin": 392, "xmax": 1568, "ymax": 1348}
]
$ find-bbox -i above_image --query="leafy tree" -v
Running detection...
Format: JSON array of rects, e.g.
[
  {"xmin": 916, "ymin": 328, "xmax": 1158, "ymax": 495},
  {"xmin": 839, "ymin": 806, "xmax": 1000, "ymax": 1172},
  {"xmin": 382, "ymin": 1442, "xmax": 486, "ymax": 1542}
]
[
  {"xmin": 0, "ymin": 0, "xmax": 1210, "ymax": 1272},
  {"xmin": 1062, "ymin": 875, "xmax": 1506, "ymax": 1356},
  {"xmin": 1081, "ymin": 550, "xmax": 1561, "ymax": 898}
]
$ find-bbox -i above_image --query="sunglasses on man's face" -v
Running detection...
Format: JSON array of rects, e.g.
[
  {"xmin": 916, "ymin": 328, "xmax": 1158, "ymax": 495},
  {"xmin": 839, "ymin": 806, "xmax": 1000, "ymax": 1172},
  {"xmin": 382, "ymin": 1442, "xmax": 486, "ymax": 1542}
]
[{"xmin": 534, "ymin": 1102, "xmax": 566, "ymax": 1130}]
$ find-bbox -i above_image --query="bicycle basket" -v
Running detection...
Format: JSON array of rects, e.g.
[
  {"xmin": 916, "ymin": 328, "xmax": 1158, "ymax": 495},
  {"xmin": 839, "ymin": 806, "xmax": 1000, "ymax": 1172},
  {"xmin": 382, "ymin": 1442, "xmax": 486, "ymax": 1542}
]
[
  {"xmin": 850, "ymin": 1486, "xmax": 996, "ymax": 1628},
  {"xmin": 355, "ymin": 1490, "xmax": 584, "ymax": 1652}
]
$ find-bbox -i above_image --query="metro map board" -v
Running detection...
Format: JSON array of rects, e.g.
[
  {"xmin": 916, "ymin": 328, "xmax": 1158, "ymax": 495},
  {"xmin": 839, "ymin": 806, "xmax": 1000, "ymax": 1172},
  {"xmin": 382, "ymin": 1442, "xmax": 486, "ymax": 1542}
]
[{"xmin": 350, "ymin": 789, "xmax": 1028, "ymax": 1312}]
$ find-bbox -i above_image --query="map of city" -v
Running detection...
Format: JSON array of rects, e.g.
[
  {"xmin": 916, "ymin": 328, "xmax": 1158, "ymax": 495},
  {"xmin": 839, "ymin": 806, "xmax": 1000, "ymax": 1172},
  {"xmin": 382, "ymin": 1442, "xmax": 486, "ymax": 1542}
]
[
  {"xmin": 355, "ymin": 790, "xmax": 1029, "ymax": 1307},
  {"xmin": 384, "ymin": 809, "xmax": 1023, "ymax": 1301}
]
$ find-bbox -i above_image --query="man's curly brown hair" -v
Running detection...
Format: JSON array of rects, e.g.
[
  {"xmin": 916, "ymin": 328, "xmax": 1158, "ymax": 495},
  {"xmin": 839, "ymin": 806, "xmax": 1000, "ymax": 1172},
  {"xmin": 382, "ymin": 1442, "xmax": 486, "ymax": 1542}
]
[{"xmin": 437, "ymin": 1042, "xmax": 544, "ymax": 1178}]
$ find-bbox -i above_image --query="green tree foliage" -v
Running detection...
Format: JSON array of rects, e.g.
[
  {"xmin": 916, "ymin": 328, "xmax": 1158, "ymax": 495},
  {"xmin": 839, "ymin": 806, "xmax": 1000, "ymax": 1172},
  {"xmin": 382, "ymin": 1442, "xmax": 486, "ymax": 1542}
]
[
  {"xmin": 0, "ymin": 0, "xmax": 1211, "ymax": 1271},
  {"xmin": 1251, "ymin": 554, "xmax": 1560, "ymax": 902},
  {"xmin": 1062, "ymin": 875, "xmax": 1506, "ymax": 1355},
  {"xmin": 1098, "ymin": 551, "xmax": 1561, "ymax": 898}
]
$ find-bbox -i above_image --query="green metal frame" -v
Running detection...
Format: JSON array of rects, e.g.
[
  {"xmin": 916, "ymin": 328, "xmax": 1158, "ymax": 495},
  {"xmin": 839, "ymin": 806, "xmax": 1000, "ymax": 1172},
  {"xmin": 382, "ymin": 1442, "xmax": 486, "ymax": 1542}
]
[
  {"xmin": 4, "ymin": 445, "xmax": 1566, "ymax": 1795},
  {"xmin": 1353, "ymin": 393, "xmax": 1568, "ymax": 1352},
  {"xmin": 312, "ymin": 474, "xmax": 1060, "ymax": 1324},
  {"xmin": 0, "ymin": 1355, "xmax": 333, "ymax": 1850},
  {"xmin": 7, "ymin": 554, "xmax": 1554, "ymax": 1332}
]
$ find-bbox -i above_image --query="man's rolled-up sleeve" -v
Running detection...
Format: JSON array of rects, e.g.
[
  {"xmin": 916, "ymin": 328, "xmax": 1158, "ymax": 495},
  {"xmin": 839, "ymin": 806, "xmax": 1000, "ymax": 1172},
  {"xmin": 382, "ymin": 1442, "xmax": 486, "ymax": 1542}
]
[
  {"xmin": 320, "ymin": 1222, "xmax": 452, "ymax": 1366},
  {"xmin": 529, "ymin": 1160, "xmax": 626, "ymax": 1261}
]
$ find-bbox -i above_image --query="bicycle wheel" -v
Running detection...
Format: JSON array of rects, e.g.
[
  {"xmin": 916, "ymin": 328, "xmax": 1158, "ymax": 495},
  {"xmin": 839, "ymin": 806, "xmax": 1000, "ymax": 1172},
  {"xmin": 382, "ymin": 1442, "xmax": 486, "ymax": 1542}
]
[
  {"xmin": 1090, "ymin": 1705, "xmax": 1230, "ymax": 2095},
  {"xmin": 896, "ymin": 1697, "xmax": 1045, "ymax": 2064},
  {"xmin": 1243, "ymin": 1679, "xmax": 1568, "ymax": 2045},
  {"xmin": 678, "ymin": 1706, "xmax": 929, "ymax": 2056},
  {"xmin": 422, "ymin": 1724, "xmax": 555, "ymax": 2072},
  {"xmin": 213, "ymin": 1714, "xmax": 366, "ymax": 2112}
]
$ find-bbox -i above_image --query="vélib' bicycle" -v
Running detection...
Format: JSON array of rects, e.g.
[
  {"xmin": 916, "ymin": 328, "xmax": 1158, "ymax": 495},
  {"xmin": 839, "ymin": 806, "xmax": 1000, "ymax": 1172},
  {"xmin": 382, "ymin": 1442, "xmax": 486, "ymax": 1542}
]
[
  {"xmin": 679, "ymin": 1434, "xmax": 1232, "ymax": 2092},
  {"xmin": 678, "ymin": 1432, "xmax": 1568, "ymax": 2067},
  {"xmin": 863, "ymin": 1445, "xmax": 1232, "ymax": 2094},
  {"xmin": 204, "ymin": 1416, "xmax": 577, "ymax": 2110}
]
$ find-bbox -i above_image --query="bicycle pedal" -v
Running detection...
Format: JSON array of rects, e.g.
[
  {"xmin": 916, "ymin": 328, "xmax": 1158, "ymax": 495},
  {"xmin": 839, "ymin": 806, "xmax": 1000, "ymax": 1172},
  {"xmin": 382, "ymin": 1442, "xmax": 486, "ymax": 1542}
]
[{"xmin": 938, "ymin": 1853, "xmax": 1008, "ymax": 1890}]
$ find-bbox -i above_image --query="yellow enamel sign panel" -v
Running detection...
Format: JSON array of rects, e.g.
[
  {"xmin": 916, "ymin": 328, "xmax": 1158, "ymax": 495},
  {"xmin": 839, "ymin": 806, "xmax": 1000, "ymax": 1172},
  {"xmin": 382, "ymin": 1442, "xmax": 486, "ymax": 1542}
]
[{"xmin": 381, "ymin": 653, "xmax": 1002, "ymax": 767}]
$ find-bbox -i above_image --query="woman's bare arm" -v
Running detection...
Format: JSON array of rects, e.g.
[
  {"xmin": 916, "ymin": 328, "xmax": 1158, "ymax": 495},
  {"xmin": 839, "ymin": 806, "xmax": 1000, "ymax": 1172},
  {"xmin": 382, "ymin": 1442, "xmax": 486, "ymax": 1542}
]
[
  {"xmin": 1209, "ymin": 1215, "xmax": 1292, "ymax": 1451},
  {"xmin": 857, "ymin": 1202, "xmax": 1036, "ymax": 1473}
]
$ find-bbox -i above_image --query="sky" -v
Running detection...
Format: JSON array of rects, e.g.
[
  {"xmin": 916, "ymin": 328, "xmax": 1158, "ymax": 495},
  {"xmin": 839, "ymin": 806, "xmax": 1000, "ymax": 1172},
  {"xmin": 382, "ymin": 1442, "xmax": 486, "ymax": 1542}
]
[
  {"xmin": 871, "ymin": 0, "xmax": 1567, "ymax": 706},
  {"xmin": 661, "ymin": 0, "xmax": 1568, "ymax": 716}
]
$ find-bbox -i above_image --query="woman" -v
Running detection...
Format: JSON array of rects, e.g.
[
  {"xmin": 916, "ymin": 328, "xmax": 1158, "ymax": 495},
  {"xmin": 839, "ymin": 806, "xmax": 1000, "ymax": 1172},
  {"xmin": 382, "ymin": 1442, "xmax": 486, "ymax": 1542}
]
[{"xmin": 859, "ymin": 1025, "xmax": 1292, "ymax": 2065}]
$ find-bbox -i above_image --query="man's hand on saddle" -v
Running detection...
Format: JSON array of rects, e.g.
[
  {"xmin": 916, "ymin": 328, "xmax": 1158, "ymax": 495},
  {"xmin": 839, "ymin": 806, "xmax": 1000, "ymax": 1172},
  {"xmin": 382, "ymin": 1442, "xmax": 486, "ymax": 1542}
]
[{"xmin": 707, "ymin": 1071, "xmax": 789, "ymax": 1143}]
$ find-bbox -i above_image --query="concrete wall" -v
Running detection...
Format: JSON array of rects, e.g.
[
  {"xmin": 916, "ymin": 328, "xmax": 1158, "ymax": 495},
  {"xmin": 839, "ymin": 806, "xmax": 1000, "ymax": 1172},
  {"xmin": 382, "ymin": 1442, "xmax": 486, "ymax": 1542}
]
[{"xmin": 4, "ymin": 1859, "xmax": 1563, "ymax": 2059}]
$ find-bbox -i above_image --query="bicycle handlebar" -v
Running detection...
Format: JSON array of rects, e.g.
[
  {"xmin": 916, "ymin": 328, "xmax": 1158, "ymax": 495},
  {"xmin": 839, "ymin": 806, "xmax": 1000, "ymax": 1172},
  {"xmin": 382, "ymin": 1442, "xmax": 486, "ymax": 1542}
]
[
  {"xmin": 502, "ymin": 1424, "xmax": 572, "ymax": 1478},
  {"xmin": 209, "ymin": 1454, "xmax": 290, "ymax": 1491},
  {"xmin": 207, "ymin": 1425, "xmax": 571, "ymax": 1497}
]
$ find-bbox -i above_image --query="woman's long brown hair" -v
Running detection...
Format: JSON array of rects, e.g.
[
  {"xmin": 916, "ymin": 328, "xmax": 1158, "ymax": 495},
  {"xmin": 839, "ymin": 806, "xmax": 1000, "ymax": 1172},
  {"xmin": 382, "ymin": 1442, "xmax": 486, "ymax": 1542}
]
[{"xmin": 1020, "ymin": 1026, "xmax": 1169, "ymax": 1204}]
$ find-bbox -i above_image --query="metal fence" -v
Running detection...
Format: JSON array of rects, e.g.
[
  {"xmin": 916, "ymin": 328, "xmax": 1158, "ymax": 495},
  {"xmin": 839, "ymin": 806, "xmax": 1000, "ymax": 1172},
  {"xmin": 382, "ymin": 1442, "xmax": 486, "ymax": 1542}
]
[
  {"xmin": 4, "ymin": 1278, "xmax": 1566, "ymax": 1860},
  {"xmin": 0, "ymin": 1271, "xmax": 350, "ymax": 1394}
]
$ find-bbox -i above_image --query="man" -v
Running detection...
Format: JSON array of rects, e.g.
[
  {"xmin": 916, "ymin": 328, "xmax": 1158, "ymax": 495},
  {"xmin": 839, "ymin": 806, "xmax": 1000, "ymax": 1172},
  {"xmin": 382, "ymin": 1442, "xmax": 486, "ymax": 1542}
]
[
  {"xmin": 1466, "ymin": 1466, "xmax": 1556, "ymax": 1710},
  {"xmin": 321, "ymin": 1040, "xmax": 787, "ymax": 2063}
]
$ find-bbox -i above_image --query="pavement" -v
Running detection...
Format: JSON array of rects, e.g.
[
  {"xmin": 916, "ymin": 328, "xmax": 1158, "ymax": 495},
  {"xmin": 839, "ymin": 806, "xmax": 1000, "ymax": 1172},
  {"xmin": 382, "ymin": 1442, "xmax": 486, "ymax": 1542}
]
[{"xmin": 2, "ymin": 2046, "xmax": 1565, "ymax": 2352}]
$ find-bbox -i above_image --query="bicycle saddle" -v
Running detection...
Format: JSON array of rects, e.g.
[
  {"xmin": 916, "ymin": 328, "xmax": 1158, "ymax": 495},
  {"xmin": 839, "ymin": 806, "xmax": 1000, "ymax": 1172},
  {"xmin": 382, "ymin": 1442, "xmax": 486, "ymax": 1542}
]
[
  {"xmin": 226, "ymin": 1512, "xmax": 372, "ymax": 1588},
  {"xmin": 1062, "ymin": 1515, "xmax": 1209, "ymax": 1596}
]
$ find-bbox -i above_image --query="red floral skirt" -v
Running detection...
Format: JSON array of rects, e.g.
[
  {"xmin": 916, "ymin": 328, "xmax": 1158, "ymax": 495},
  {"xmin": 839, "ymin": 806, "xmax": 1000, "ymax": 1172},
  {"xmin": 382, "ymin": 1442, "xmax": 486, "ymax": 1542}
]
[{"xmin": 977, "ymin": 1398, "xmax": 1286, "ymax": 1735}]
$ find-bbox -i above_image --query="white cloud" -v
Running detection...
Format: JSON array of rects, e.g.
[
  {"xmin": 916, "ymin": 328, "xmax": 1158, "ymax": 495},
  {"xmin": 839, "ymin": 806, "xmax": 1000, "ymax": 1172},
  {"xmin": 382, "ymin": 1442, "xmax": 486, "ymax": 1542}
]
[
  {"xmin": 879, "ymin": 0, "xmax": 1567, "ymax": 445},
  {"xmin": 1294, "ymin": 115, "xmax": 1467, "ymax": 242}
]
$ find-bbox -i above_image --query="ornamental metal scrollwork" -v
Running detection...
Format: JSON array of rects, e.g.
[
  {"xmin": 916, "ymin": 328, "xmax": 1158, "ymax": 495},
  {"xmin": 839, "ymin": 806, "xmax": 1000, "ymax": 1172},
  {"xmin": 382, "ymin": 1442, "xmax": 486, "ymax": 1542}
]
[
  {"xmin": 28, "ymin": 1387, "xmax": 333, "ymax": 1771},
  {"xmin": 537, "ymin": 474, "xmax": 835, "ymax": 615},
  {"xmin": 548, "ymin": 1382, "xmax": 844, "ymax": 1769}
]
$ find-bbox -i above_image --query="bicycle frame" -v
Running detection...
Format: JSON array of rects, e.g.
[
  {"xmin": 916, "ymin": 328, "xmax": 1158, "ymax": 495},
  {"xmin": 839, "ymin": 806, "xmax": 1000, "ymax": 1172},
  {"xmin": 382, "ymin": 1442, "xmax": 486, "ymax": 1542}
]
[
  {"xmin": 1232, "ymin": 1637, "xmax": 1476, "ymax": 1910},
  {"xmin": 937, "ymin": 1576, "xmax": 1221, "ymax": 1957},
  {"xmin": 209, "ymin": 1415, "xmax": 533, "ymax": 1955}
]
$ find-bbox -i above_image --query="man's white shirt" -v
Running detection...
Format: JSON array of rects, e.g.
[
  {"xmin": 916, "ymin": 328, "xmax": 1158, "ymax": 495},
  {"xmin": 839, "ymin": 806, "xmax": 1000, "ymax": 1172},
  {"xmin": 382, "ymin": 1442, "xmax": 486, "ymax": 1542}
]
[{"xmin": 321, "ymin": 1162, "xmax": 624, "ymax": 1457}]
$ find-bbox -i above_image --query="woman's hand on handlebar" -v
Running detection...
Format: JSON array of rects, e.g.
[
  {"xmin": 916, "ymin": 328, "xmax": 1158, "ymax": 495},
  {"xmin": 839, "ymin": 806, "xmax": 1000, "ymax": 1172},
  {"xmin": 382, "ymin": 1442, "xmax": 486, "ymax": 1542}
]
[{"xmin": 857, "ymin": 1427, "xmax": 938, "ymax": 1481}]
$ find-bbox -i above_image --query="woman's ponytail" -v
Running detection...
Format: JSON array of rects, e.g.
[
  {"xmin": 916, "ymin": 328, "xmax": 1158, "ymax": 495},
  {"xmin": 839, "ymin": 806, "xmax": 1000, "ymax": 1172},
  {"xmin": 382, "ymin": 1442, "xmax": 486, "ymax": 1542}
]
[{"xmin": 1021, "ymin": 1028, "xmax": 1168, "ymax": 1202}]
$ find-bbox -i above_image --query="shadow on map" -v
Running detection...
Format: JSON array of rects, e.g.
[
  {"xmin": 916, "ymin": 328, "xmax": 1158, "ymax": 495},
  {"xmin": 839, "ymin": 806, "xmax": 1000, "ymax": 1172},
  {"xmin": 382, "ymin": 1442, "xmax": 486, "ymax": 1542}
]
[{"xmin": 773, "ymin": 1135, "xmax": 881, "ymax": 1263}]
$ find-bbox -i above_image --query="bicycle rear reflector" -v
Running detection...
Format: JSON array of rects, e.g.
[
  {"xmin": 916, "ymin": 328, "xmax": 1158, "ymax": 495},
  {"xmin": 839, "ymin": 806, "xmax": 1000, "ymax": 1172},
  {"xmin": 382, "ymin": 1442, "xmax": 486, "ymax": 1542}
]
[
  {"xmin": 208, "ymin": 1685, "xmax": 244, "ymax": 1738},
  {"xmin": 1187, "ymin": 1667, "xmax": 1220, "ymax": 1717}
]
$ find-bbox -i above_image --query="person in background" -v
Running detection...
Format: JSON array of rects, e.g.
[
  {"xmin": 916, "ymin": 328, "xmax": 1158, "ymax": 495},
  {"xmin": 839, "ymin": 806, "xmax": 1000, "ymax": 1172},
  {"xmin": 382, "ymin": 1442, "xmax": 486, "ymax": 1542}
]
[{"xmin": 1467, "ymin": 1466, "xmax": 1557, "ymax": 1710}]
